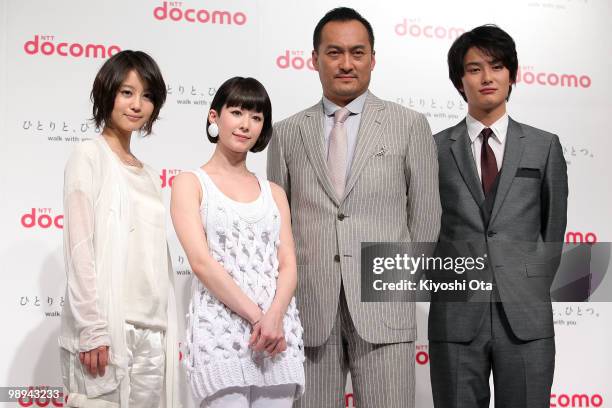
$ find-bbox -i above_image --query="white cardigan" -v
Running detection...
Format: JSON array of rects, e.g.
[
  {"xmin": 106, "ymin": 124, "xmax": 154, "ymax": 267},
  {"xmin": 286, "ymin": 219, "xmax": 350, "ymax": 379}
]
[{"xmin": 59, "ymin": 137, "xmax": 180, "ymax": 407}]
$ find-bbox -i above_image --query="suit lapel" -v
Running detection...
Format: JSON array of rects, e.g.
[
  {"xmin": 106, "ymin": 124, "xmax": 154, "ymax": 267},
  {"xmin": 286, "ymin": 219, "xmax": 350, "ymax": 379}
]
[
  {"xmin": 489, "ymin": 117, "xmax": 525, "ymax": 226},
  {"xmin": 449, "ymin": 120, "xmax": 485, "ymax": 206},
  {"xmin": 299, "ymin": 102, "xmax": 340, "ymax": 205},
  {"xmin": 343, "ymin": 92, "xmax": 386, "ymax": 201}
]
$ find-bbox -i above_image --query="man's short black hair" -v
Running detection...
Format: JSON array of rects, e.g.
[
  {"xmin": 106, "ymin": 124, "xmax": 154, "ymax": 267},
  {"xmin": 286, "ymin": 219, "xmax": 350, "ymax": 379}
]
[
  {"xmin": 313, "ymin": 7, "xmax": 375, "ymax": 51},
  {"xmin": 206, "ymin": 77, "xmax": 272, "ymax": 153},
  {"xmin": 91, "ymin": 50, "xmax": 167, "ymax": 135},
  {"xmin": 447, "ymin": 25, "xmax": 518, "ymax": 101}
]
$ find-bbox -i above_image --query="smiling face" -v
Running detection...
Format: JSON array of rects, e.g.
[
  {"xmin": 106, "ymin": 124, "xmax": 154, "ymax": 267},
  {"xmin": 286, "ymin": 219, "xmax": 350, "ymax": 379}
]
[
  {"xmin": 312, "ymin": 19, "xmax": 375, "ymax": 107},
  {"xmin": 209, "ymin": 105, "xmax": 264, "ymax": 153},
  {"xmin": 108, "ymin": 70, "xmax": 154, "ymax": 135},
  {"xmin": 460, "ymin": 47, "xmax": 512, "ymax": 120}
]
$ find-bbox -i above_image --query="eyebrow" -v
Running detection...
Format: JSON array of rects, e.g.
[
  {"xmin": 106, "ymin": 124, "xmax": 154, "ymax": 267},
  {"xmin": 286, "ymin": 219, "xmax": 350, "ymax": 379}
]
[
  {"xmin": 465, "ymin": 59, "xmax": 502, "ymax": 67},
  {"xmin": 325, "ymin": 44, "xmax": 367, "ymax": 51},
  {"xmin": 121, "ymin": 84, "xmax": 151, "ymax": 94}
]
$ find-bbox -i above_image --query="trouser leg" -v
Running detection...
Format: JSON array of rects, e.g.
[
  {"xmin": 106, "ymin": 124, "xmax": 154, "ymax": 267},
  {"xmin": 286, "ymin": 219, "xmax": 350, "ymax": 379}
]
[
  {"xmin": 294, "ymin": 289, "xmax": 348, "ymax": 408},
  {"xmin": 491, "ymin": 302, "xmax": 555, "ymax": 408}
]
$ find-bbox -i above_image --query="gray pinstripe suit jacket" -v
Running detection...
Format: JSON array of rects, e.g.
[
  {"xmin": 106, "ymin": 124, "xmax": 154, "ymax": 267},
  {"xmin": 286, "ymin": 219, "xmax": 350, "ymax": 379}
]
[{"xmin": 267, "ymin": 92, "xmax": 441, "ymax": 347}]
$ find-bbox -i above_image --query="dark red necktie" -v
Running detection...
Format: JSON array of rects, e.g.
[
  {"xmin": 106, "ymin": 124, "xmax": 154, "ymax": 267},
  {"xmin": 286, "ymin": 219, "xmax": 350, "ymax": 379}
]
[{"xmin": 480, "ymin": 128, "xmax": 498, "ymax": 195}]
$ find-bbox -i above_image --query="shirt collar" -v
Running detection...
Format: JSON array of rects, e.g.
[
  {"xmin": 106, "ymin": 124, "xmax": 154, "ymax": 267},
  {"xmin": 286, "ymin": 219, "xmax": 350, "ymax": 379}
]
[
  {"xmin": 466, "ymin": 112, "xmax": 509, "ymax": 144},
  {"xmin": 323, "ymin": 90, "xmax": 368, "ymax": 117}
]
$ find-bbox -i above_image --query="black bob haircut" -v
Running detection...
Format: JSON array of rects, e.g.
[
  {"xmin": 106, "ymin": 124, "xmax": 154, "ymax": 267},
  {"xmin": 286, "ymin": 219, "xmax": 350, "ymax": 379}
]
[
  {"xmin": 206, "ymin": 77, "xmax": 273, "ymax": 153},
  {"xmin": 313, "ymin": 7, "xmax": 375, "ymax": 51},
  {"xmin": 447, "ymin": 25, "xmax": 518, "ymax": 101},
  {"xmin": 91, "ymin": 50, "xmax": 167, "ymax": 135}
]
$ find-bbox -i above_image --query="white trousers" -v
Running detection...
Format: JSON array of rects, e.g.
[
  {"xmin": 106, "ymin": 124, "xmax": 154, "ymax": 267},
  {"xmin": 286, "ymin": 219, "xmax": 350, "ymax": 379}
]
[
  {"xmin": 201, "ymin": 384, "xmax": 296, "ymax": 408},
  {"xmin": 62, "ymin": 323, "xmax": 165, "ymax": 407}
]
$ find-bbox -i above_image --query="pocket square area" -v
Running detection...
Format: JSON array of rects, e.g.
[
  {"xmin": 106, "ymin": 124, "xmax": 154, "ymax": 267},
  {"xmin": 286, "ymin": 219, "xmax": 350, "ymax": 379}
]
[
  {"xmin": 516, "ymin": 168, "xmax": 541, "ymax": 178},
  {"xmin": 373, "ymin": 146, "xmax": 387, "ymax": 157}
]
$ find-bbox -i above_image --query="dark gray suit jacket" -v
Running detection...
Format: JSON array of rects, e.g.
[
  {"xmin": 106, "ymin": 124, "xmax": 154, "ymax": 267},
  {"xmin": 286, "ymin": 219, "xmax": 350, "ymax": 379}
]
[
  {"xmin": 268, "ymin": 92, "xmax": 441, "ymax": 347},
  {"xmin": 429, "ymin": 117, "xmax": 568, "ymax": 342}
]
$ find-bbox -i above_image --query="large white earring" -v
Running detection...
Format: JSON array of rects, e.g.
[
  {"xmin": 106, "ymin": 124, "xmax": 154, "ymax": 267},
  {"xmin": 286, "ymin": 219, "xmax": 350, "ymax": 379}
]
[{"xmin": 207, "ymin": 122, "xmax": 219, "ymax": 138}]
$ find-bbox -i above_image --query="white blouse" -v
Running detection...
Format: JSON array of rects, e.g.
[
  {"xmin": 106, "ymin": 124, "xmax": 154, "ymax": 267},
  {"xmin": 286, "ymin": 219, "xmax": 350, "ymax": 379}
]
[{"xmin": 122, "ymin": 164, "xmax": 168, "ymax": 330}]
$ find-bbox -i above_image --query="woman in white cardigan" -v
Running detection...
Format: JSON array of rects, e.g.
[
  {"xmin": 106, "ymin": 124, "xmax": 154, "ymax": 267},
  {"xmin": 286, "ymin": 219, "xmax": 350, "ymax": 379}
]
[{"xmin": 59, "ymin": 50, "xmax": 179, "ymax": 407}]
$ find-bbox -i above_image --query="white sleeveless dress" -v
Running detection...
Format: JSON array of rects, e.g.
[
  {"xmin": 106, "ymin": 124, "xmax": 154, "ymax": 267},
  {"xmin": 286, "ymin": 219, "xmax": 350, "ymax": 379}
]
[{"xmin": 184, "ymin": 168, "xmax": 305, "ymax": 403}]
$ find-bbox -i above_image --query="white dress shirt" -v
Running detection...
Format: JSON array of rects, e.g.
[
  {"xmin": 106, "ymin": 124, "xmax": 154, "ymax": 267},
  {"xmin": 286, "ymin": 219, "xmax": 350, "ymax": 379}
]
[{"xmin": 466, "ymin": 112, "xmax": 509, "ymax": 181}]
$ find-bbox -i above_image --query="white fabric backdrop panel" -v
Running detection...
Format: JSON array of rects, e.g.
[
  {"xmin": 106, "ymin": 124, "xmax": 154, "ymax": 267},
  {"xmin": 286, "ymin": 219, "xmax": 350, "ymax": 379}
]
[{"xmin": 1, "ymin": 0, "xmax": 610, "ymax": 407}]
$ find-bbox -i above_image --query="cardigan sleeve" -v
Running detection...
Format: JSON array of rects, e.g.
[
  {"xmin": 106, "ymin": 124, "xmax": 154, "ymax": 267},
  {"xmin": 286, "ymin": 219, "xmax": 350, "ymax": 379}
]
[{"xmin": 63, "ymin": 146, "xmax": 111, "ymax": 352}]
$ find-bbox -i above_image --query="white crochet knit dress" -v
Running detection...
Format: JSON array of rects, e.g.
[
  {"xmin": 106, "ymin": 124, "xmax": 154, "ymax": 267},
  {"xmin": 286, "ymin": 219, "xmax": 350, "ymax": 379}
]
[{"xmin": 185, "ymin": 168, "xmax": 305, "ymax": 403}]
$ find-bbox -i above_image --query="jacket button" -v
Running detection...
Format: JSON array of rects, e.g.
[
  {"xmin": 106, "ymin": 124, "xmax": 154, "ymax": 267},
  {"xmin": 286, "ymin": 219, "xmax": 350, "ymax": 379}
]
[
  {"xmin": 334, "ymin": 254, "xmax": 341, "ymax": 262},
  {"xmin": 337, "ymin": 213, "xmax": 346, "ymax": 221},
  {"xmin": 487, "ymin": 231, "xmax": 496, "ymax": 238}
]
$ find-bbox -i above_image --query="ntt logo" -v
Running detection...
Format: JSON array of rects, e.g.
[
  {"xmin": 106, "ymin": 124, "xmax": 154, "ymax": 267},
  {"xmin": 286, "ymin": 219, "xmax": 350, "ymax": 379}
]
[
  {"xmin": 24, "ymin": 35, "xmax": 120, "ymax": 58},
  {"xmin": 550, "ymin": 393, "xmax": 603, "ymax": 407},
  {"xmin": 516, "ymin": 67, "xmax": 591, "ymax": 89},
  {"xmin": 153, "ymin": 2, "xmax": 247, "ymax": 25}
]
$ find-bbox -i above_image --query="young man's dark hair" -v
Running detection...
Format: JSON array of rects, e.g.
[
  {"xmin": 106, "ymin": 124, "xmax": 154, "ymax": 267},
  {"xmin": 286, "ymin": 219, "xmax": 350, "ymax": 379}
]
[
  {"xmin": 312, "ymin": 7, "xmax": 375, "ymax": 51},
  {"xmin": 447, "ymin": 24, "xmax": 518, "ymax": 101},
  {"xmin": 206, "ymin": 76, "xmax": 273, "ymax": 153},
  {"xmin": 91, "ymin": 50, "xmax": 167, "ymax": 135}
]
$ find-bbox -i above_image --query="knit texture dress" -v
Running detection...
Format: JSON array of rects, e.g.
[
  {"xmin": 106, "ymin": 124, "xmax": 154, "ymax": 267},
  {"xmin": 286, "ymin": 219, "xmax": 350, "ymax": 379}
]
[{"xmin": 184, "ymin": 168, "xmax": 305, "ymax": 403}]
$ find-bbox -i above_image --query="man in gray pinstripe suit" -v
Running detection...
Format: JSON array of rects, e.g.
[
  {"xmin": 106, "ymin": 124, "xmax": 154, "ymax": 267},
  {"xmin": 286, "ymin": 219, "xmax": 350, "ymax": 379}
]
[{"xmin": 267, "ymin": 7, "xmax": 441, "ymax": 408}]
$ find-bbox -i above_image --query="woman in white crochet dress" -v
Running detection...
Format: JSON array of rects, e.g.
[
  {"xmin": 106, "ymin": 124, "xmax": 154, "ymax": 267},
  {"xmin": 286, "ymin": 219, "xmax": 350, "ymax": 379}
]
[{"xmin": 171, "ymin": 77, "xmax": 304, "ymax": 408}]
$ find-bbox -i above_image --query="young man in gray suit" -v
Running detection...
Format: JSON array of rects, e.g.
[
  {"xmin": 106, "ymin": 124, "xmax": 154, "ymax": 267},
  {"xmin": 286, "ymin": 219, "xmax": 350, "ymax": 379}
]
[
  {"xmin": 429, "ymin": 25, "xmax": 568, "ymax": 408},
  {"xmin": 267, "ymin": 7, "xmax": 441, "ymax": 408}
]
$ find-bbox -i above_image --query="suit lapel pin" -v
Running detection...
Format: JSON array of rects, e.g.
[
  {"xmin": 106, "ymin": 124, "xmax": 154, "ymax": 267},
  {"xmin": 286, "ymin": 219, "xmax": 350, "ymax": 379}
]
[{"xmin": 375, "ymin": 146, "xmax": 387, "ymax": 157}]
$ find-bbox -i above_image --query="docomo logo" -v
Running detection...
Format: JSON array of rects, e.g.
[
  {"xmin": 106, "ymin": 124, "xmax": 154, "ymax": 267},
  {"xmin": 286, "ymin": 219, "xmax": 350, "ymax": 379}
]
[
  {"xmin": 565, "ymin": 231, "xmax": 598, "ymax": 244},
  {"xmin": 517, "ymin": 67, "xmax": 591, "ymax": 89},
  {"xmin": 345, "ymin": 393, "xmax": 355, "ymax": 408},
  {"xmin": 18, "ymin": 396, "xmax": 64, "ymax": 407},
  {"xmin": 550, "ymin": 393, "xmax": 603, "ymax": 407},
  {"xmin": 395, "ymin": 18, "xmax": 465, "ymax": 39},
  {"xmin": 153, "ymin": 2, "xmax": 247, "ymax": 25},
  {"xmin": 276, "ymin": 50, "xmax": 315, "ymax": 71},
  {"xmin": 160, "ymin": 169, "xmax": 182, "ymax": 188},
  {"xmin": 21, "ymin": 208, "xmax": 64, "ymax": 229},
  {"xmin": 416, "ymin": 344, "xmax": 429, "ymax": 365},
  {"xmin": 24, "ymin": 35, "xmax": 121, "ymax": 59}
]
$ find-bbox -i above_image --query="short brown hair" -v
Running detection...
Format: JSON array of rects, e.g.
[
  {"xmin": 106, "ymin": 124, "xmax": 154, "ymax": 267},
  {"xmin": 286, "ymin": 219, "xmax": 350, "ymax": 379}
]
[{"xmin": 91, "ymin": 50, "xmax": 167, "ymax": 135}]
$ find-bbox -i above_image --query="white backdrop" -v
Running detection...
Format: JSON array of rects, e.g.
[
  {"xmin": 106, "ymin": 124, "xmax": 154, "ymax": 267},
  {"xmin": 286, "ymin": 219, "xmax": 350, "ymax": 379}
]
[{"xmin": 1, "ymin": 0, "xmax": 610, "ymax": 407}]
